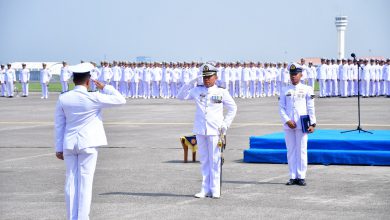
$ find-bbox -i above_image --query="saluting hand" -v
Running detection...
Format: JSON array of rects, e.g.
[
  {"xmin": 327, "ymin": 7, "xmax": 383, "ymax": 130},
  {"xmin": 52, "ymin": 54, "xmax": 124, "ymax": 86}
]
[
  {"xmin": 286, "ymin": 120, "xmax": 297, "ymax": 129},
  {"xmin": 93, "ymin": 79, "xmax": 105, "ymax": 90}
]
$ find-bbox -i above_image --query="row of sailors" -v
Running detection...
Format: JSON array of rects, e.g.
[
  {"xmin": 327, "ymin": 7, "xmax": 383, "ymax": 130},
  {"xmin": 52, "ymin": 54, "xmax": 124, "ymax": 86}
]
[
  {"xmin": 0, "ymin": 63, "xmax": 52, "ymax": 98},
  {"xmin": 1, "ymin": 59, "xmax": 390, "ymax": 99},
  {"xmin": 316, "ymin": 58, "xmax": 390, "ymax": 97}
]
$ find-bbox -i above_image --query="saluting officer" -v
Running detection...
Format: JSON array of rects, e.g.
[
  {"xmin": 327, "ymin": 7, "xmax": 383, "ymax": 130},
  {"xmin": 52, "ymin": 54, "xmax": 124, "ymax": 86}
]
[
  {"xmin": 279, "ymin": 63, "xmax": 316, "ymax": 186},
  {"xmin": 55, "ymin": 63, "xmax": 126, "ymax": 220},
  {"xmin": 177, "ymin": 63, "xmax": 237, "ymax": 199}
]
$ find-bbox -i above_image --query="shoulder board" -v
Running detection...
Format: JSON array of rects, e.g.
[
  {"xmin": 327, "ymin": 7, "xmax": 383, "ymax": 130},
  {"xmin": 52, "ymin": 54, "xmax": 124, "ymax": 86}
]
[
  {"xmin": 60, "ymin": 90, "xmax": 70, "ymax": 95},
  {"xmin": 196, "ymin": 85, "xmax": 204, "ymax": 87},
  {"xmin": 217, "ymin": 85, "xmax": 226, "ymax": 89},
  {"xmin": 88, "ymin": 90, "xmax": 98, "ymax": 92}
]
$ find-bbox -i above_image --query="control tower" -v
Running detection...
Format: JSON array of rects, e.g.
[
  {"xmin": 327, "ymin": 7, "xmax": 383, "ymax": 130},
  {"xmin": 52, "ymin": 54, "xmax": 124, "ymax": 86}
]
[{"xmin": 335, "ymin": 16, "xmax": 348, "ymax": 59}]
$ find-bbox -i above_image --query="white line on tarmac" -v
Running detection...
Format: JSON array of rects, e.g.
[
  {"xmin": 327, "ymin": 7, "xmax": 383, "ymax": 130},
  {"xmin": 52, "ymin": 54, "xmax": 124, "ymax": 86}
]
[
  {"xmin": 0, "ymin": 153, "xmax": 52, "ymax": 163},
  {"xmin": 0, "ymin": 121, "xmax": 389, "ymax": 127}
]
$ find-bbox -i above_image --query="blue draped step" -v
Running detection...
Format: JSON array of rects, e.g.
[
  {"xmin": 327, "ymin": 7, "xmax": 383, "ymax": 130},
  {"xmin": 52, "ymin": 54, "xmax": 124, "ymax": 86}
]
[{"xmin": 243, "ymin": 130, "xmax": 390, "ymax": 165}]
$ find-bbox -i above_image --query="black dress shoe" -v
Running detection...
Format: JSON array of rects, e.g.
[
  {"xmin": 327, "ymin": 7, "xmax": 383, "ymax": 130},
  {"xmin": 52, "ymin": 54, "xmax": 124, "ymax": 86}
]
[
  {"xmin": 286, "ymin": 179, "xmax": 297, "ymax": 185},
  {"xmin": 297, "ymin": 179, "xmax": 306, "ymax": 186}
]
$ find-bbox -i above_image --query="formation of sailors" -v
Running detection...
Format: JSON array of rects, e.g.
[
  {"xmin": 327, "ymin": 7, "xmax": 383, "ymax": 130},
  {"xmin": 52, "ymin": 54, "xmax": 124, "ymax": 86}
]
[{"xmin": 1, "ymin": 58, "xmax": 389, "ymax": 98}]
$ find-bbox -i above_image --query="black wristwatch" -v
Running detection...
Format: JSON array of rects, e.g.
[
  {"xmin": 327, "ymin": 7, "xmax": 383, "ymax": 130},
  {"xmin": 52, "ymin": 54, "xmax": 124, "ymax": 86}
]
[{"xmin": 310, "ymin": 123, "xmax": 316, "ymax": 127}]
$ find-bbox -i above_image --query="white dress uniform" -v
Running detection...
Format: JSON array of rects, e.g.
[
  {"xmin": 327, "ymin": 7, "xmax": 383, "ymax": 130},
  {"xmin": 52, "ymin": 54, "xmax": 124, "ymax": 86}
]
[
  {"xmin": 306, "ymin": 66, "xmax": 316, "ymax": 88},
  {"xmin": 101, "ymin": 66, "xmax": 113, "ymax": 84},
  {"xmin": 279, "ymin": 66, "xmax": 316, "ymax": 181},
  {"xmin": 361, "ymin": 63, "xmax": 371, "ymax": 97},
  {"xmin": 161, "ymin": 67, "xmax": 171, "ymax": 98},
  {"xmin": 264, "ymin": 67, "xmax": 272, "ymax": 97},
  {"xmin": 235, "ymin": 65, "xmax": 242, "ymax": 98},
  {"xmin": 249, "ymin": 66, "xmax": 257, "ymax": 98},
  {"xmin": 55, "ymin": 63, "xmax": 126, "ymax": 220},
  {"xmin": 19, "ymin": 67, "xmax": 31, "ymax": 96},
  {"xmin": 151, "ymin": 67, "xmax": 162, "ymax": 98},
  {"xmin": 0, "ymin": 68, "xmax": 6, "ymax": 97},
  {"xmin": 5, "ymin": 68, "xmax": 16, "ymax": 97},
  {"xmin": 177, "ymin": 63, "xmax": 237, "ymax": 198},
  {"xmin": 40, "ymin": 68, "xmax": 52, "ymax": 99},
  {"xmin": 339, "ymin": 63, "xmax": 349, "ymax": 97},
  {"xmin": 131, "ymin": 67, "xmax": 141, "ymax": 98},
  {"xmin": 89, "ymin": 67, "xmax": 101, "ymax": 92},
  {"xmin": 111, "ymin": 65, "xmax": 122, "ymax": 90},
  {"xmin": 383, "ymin": 62, "xmax": 390, "ymax": 96},
  {"xmin": 170, "ymin": 67, "xmax": 180, "ymax": 98},
  {"xmin": 330, "ymin": 63, "xmax": 339, "ymax": 96},
  {"xmin": 316, "ymin": 62, "xmax": 327, "ymax": 97},
  {"xmin": 60, "ymin": 66, "xmax": 72, "ymax": 92},
  {"xmin": 256, "ymin": 66, "xmax": 264, "ymax": 97},
  {"xmin": 241, "ymin": 66, "xmax": 251, "ymax": 98}
]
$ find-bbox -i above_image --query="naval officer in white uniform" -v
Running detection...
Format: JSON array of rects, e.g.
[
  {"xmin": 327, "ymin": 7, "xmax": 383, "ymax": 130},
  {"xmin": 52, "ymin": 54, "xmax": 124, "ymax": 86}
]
[
  {"xmin": 55, "ymin": 62, "xmax": 126, "ymax": 220},
  {"xmin": 177, "ymin": 63, "xmax": 237, "ymax": 199},
  {"xmin": 279, "ymin": 63, "xmax": 316, "ymax": 186}
]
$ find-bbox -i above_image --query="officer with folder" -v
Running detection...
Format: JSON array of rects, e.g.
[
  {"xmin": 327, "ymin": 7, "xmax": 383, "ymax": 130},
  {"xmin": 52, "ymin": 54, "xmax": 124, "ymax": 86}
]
[{"xmin": 279, "ymin": 63, "xmax": 316, "ymax": 186}]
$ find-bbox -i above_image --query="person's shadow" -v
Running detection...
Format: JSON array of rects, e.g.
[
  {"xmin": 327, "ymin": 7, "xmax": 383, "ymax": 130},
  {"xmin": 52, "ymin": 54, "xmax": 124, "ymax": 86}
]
[{"xmin": 99, "ymin": 192, "xmax": 193, "ymax": 198}]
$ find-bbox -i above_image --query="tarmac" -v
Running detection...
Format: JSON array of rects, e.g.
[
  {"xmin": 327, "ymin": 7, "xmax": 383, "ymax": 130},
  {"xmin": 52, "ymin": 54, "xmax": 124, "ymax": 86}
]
[{"xmin": 0, "ymin": 92, "xmax": 389, "ymax": 220}]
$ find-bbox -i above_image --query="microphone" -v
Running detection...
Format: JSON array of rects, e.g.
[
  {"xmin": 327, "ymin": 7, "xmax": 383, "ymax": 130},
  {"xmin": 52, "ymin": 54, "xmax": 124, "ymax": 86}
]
[{"xmin": 351, "ymin": 53, "xmax": 356, "ymax": 58}]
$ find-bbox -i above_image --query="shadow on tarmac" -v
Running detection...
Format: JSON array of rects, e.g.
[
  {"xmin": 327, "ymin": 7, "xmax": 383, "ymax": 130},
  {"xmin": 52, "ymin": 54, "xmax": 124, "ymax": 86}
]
[{"xmin": 99, "ymin": 192, "xmax": 193, "ymax": 198}]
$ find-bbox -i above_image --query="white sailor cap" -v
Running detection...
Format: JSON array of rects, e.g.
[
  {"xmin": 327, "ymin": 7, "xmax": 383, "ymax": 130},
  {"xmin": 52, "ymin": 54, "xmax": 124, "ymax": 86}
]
[
  {"xmin": 288, "ymin": 63, "xmax": 303, "ymax": 74},
  {"xmin": 69, "ymin": 62, "xmax": 94, "ymax": 74},
  {"xmin": 200, "ymin": 63, "xmax": 218, "ymax": 77}
]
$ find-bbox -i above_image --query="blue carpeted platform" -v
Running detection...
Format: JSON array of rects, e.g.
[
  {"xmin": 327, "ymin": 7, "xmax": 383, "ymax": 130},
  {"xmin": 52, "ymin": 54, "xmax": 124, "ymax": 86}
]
[{"xmin": 243, "ymin": 130, "xmax": 390, "ymax": 165}]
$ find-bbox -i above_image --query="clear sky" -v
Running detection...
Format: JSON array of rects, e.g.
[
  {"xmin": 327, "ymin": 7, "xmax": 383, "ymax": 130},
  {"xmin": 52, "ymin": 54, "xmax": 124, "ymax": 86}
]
[{"xmin": 0, "ymin": 0, "xmax": 389, "ymax": 64}]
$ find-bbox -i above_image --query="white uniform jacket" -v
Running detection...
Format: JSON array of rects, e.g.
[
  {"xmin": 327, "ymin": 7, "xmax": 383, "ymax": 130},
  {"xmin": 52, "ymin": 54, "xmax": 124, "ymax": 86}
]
[
  {"xmin": 279, "ymin": 83, "xmax": 316, "ymax": 130},
  {"xmin": 19, "ymin": 68, "xmax": 30, "ymax": 82},
  {"xmin": 177, "ymin": 83, "xmax": 237, "ymax": 136},
  {"xmin": 5, "ymin": 69, "xmax": 16, "ymax": 82},
  {"xmin": 55, "ymin": 85, "xmax": 126, "ymax": 152}
]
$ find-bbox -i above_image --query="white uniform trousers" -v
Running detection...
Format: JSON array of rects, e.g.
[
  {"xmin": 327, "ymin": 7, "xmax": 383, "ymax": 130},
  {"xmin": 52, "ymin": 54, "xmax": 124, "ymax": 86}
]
[
  {"xmin": 151, "ymin": 81, "xmax": 160, "ymax": 98},
  {"xmin": 143, "ymin": 81, "xmax": 151, "ymax": 98},
  {"xmin": 196, "ymin": 135, "xmax": 221, "ymax": 196},
  {"xmin": 234, "ymin": 80, "xmax": 241, "ymax": 97},
  {"xmin": 229, "ymin": 81, "xmax": 235, "ymax": 97},
  {"xmin": 386, "ymin": 81, "xmax": 390, "ymax": 96},
  {"xmin": 276, "ymin": 81, "xmax": 282, "ymax": 96},
  {"xmin": 270, "ymin": 80, "xmax": 276, "ymax": 96},
  {"xmin": 6, "ymin": 81, "xmax": 14, "ymax": 96},
  {"xmin": 325, "ymin": 80, "xmax": 332, "ymax": 96},
  {"xmin": 241, "ymin": 81, "xmax": 249, "ymax": 98},
  {"xmin": 380, "ymin": 80, "xmax": 386, "ymax": 95},
  {"xmin": 340, "ymin": 80, "xmax": 348, "ymax": 97},
  {"xmin": 21, "ymin": 82, "xmax": 29, "ymax": 96},
  {"xmin": 64, "ymin": 146, "xmax": 98, "ymax": 220},
  {"xmin": 354, "ymin": 80, "xmax": 359, "ymax": 96},
  {"xmin": 307, "ymin": 78, "xmax": 315, "ymax": 89},
  {"xmin": 41, "ymin": 83, "xmax": 48, "ymax": 98},
  {"xmin": 130, "ymin": 82, "xmax": 139, "ymax": 98},
  {"xmin": 318, "ymin": 80, "xmax": 326, "ymax": 97},
  {"xmin": 284, "ymin": 129, "xmax": 308, "ymax": 179},
  {"xmin": 161, "ymin": 82, "xmax": 170, "ymax": 98},
  {"xmin": 264, "ymin": 81, "xmax": 271, "ymax": 97},
  {"xmin": 111, "ymin": 81, "xmax": 119, "ymax": 90},
  {"xmin": 119, "ymin": 81, "xmax": 128, "ymax": 97},
  {"xmin": 249, "ymin": 80, "xmax": 255, "ymax": 98},
  {"xmin": 170, "ymin": 82, "xmax": 178, "ymax": 98},
  {"xmin": 61, "ymin": 81, "xmax": 69, "ymax": 93},
  {"xmin": 331, "ymin": 79, "xmax": 338, "ymax": 96},
  {"xmin": 256, "ymin": 81, "xmax": 264, "ymax": 97},
  {"xmin": 361, "ymin": 80, "xmax": 370, "ymax": 97},
  {"xmin": 1, "ymin": 83, "xmax": 7, "ymax": 96}
]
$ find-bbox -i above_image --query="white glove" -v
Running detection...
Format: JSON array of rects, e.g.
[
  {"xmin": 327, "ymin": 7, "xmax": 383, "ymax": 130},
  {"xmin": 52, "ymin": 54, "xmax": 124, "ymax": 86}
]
[
  {"xmin": 189, "ymin": 75, "xmax": 203, "ymax": 85},
  {"xmin": 221, "ymin": 122, "xmax": 228, "ymax": 135}
]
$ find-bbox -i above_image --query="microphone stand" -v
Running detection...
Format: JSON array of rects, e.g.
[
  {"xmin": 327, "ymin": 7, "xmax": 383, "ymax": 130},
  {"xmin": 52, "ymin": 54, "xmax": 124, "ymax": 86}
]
[{"xmin": 341, "ymin": 54, "xmax": 372, "ymax": 134}]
